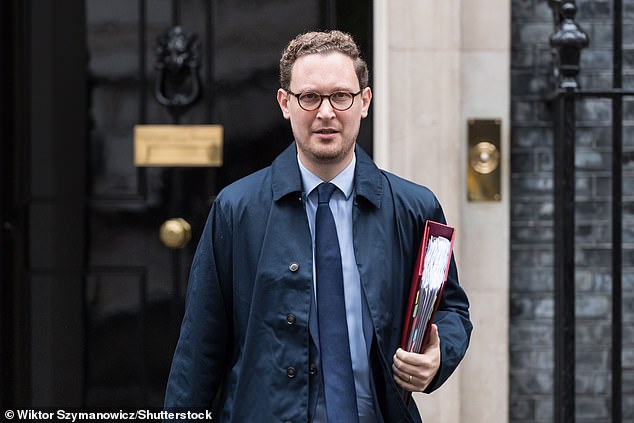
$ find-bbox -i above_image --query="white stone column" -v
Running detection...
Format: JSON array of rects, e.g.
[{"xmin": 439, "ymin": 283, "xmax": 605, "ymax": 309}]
[{"xmin": 374, "ymin": 1, "xmax": 510, "ymax": 422}]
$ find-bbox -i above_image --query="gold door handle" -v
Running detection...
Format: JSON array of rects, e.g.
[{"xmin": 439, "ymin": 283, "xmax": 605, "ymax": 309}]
[
  {"xmin": 160, "ymin": 218, "xmax": 192, "ymax": 249},
  {"xmin": 467, "ymin": 119, "xmax": 501, "ymax": 201},
  {"xmin": 469, "ymin": 141, "xmax": 500, "ymax": 174}
]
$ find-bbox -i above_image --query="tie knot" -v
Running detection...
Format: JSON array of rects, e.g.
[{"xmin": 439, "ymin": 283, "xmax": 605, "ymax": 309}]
[{"xmin": 316, "ymin": 183, "xmax": 337, "ymax": 204}]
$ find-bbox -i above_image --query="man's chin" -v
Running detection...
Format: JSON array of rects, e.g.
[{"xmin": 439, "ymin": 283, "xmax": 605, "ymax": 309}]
[
  {"xmin": 296, "ymin": 139, "xmax": 355, "ymax": 168},
  {"xmin": 312, "ymin": 151, "xmax": 343, "ymax": 163},
  {"xmin": 311, "ymin": 149, "xmax": 356, "ymax": 168}
]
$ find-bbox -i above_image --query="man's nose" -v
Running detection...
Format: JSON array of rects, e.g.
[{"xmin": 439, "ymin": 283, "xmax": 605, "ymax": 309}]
[{"xmin": 316, "ymin": 97, "xmax": 336, "ymax": 118}]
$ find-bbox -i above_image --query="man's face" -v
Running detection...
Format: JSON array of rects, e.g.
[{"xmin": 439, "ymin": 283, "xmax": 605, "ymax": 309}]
[{"xmin": 277, "ymin": 51, "xmax": 372, "ymax": 177}]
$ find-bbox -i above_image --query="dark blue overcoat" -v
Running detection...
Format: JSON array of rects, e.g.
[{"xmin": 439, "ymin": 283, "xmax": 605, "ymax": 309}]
[{"xmin": 165, "ymin": 143, "xmax": 472, "ymax": 422}]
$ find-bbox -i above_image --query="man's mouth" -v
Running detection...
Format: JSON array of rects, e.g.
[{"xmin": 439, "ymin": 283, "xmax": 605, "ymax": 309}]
[{"xmin": 314, "ymin": 128, "xmax": 338, "ymax": 135}]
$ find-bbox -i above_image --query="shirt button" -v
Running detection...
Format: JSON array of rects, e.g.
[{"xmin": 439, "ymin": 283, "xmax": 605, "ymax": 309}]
[
  {"xmin": 286, "ymin": 367, "xmax": 296, "ymax": 378},
  {"xmin": 289, "ymin": 262, "xmax": 299, "ymax": 272},
  {"xmin": 286, "ymin": 314, "xmax": 296, "ymax": 325},
  {"xmin": 309, "ymin": 364, "xmax": 318, "ymax": 376}
]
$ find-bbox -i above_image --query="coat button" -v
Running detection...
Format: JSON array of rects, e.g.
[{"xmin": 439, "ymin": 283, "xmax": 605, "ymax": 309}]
[
  {"xmin": 309, "ymin": 364, "xmax": 318, "ymax": 376},
  {"xmin": 286, "ymin": 367, "xmax": 296, "ymax": 378},
  {"xmin": 286, "ymin": 314, "xmax": 296, "ymax": 325},
  {"xmin": 289, "ymin": 262, "xmax": 299, "ymax": 272}
]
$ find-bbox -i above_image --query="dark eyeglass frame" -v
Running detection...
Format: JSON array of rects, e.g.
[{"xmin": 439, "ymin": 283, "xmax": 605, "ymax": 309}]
[{"xmin": 286, "ymin": 90, "xmax": 363, "ymax": 111}]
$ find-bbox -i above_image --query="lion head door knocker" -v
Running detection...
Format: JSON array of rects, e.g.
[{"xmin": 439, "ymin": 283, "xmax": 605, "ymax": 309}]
[{"xmin": 154, "ymin": 26, "xmax": 202, "ymax": 114}]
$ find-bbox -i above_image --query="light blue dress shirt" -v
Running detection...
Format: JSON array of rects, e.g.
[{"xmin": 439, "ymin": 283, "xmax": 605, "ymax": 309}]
[{"xmin": 298, "ymin": 154, "xmax": 378, "ymax": 423}]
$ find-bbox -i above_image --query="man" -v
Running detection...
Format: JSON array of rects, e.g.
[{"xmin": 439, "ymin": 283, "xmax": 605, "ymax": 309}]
[{"xmin": 164, "ymin": 30, "xmax": 471, "ymax": 423}]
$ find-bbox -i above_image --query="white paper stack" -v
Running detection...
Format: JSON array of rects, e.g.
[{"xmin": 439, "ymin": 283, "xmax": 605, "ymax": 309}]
[{"xmin": 405, "ymin": 235, "xmax": 452, "ymax": 353}]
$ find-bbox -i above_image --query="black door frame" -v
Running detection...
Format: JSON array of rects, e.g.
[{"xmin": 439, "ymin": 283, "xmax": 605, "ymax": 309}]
[
  {"xmin": 1, "ymin": 0, "xmax": 88, "ymax": 408},
  {"xmin": 1, "ymin": 0, "xmax": 29, "ymax": 409}
]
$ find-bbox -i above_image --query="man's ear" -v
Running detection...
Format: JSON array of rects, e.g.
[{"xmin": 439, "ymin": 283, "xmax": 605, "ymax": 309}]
[
  {"xmin": 360, "ymin": 87, "xmax": 372, "ymax": 119},
  {"xmin": 277, "ymin": 89, "xmax": 291, "ymax": 120}
]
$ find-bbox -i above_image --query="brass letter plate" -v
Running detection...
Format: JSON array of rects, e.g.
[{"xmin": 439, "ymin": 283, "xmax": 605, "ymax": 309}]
[
  {"xmin": 134, "ymin": 125, "xmax": 223, "ymax": 167},
  {"xmin": 467, "ymin": 119, "xmax": 501, "ymax": 201}
]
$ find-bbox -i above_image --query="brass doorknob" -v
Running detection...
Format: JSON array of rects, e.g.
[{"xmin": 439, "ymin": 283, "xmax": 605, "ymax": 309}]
[
  {"xmin": 160, "ymin": 218, "xmax": 192, "ymax": 249},
  {"xmin": 469, "ymin": 141, "xmax": 500, "ymax": 175}
]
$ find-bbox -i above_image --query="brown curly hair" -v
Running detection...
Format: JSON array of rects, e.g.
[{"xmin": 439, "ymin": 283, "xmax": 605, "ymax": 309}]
[{"xmin": 279, "ymin": 30, "xmax": 369, "ymax": 91}]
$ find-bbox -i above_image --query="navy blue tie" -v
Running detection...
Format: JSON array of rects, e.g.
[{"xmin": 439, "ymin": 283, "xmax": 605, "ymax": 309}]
[{"xmin": 315, "ymin": 183, "xmax": 359, "ymax": 423}]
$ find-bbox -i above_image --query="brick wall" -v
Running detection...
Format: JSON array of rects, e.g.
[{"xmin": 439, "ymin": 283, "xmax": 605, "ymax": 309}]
[{"xmin": 510, "ymin": 0, "xmax": 634, "ymax": 422}]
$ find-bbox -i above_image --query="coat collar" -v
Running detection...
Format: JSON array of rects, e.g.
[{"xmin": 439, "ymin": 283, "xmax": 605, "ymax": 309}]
[{"xmin": 271, "ymin": 142, "xmax": 383, "ymax": 208}]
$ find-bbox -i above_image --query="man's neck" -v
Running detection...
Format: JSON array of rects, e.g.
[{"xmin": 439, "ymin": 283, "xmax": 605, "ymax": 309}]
[{"xmin": 298, "ymin": 154, "xmax": 354, "ymax": 182}]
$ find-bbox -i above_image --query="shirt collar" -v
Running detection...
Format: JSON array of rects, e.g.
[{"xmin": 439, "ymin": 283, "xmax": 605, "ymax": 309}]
[
  {"xmin": 271, "ymin": 142, "xmax": 382, "ymax": 208},
  {"xmin": 298, "ymin": 154, "xmax": 356, "ymax": 201}
]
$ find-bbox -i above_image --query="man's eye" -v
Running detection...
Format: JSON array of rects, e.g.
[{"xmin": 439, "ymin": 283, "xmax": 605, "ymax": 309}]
[
  {"xmin": 332, "ymin": 92, "xmax": 349, "ymax": 100},
  {"xmin": 301, "ymin": 93, "xmax": 319, "ymax": 101}
]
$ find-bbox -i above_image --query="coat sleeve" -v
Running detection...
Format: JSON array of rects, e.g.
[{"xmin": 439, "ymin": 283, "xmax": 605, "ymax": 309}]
[
  {"xmin": 164, "ymin": 200, "xmax": 233, "ymax": 408},
  {"xmin": 423, "ymin": 198, "xmax": 472, "ymax": 393}
]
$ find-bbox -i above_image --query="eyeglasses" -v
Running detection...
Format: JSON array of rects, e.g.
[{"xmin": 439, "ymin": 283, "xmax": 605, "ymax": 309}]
[{"xmin": 287, "ymin": 90, "xmax": 362, "ymax": 111}]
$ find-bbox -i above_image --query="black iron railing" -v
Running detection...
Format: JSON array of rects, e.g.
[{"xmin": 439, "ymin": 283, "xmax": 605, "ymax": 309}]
[{"xmin": 548, "ymin": 0, "xmax": 632, "ymax": 421}]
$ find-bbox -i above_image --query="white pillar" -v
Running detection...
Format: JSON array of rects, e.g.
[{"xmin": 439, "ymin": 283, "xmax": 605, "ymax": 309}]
[{"xmin": 374, "ymin": 1, "xmax": 510, "ymax": 422}]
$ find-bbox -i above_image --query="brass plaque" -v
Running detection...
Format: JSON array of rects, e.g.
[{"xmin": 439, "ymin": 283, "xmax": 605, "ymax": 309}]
[
  {"xmin": 134, "ymin": 125, "xmax": 223, "ymax": 167},
  {"xmin": 467, "ymin": 119, "xmax": 501, "ymax": 201}
]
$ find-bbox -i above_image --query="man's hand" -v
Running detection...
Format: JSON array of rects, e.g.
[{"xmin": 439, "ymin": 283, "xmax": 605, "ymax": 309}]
[{"xmin": 392, "ymin": 324, "xmax": 441, "ymax": 392}]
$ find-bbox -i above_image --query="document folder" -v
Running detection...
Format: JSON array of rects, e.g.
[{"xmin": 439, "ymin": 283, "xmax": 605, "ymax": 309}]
[{"xmin": 400, "ymin": 220, "xmax": 455, "ymax": 353}]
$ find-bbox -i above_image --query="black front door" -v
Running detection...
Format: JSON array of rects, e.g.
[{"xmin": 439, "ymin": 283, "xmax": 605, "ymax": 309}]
[{"xmin": 2, "ymin": 0, "xmax": 372, "ymax": 409}]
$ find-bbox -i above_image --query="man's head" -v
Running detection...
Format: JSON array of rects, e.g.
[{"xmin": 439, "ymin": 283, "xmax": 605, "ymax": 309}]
[
  {"xmin": 279, "ymin": 30, "xmax": 369, "ymax": 92},
  {"xmin": 277, "ymin": 31, "xmax": 372, "ymax": 181}
]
